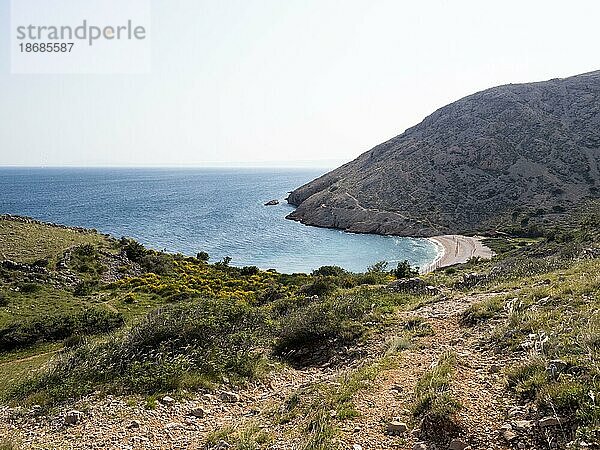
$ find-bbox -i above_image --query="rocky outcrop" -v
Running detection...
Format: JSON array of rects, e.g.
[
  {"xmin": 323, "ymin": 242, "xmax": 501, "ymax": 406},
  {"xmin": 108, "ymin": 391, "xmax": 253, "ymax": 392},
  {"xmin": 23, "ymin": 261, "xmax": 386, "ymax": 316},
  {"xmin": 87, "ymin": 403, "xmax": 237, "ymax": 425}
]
[{"xmin": 287, "ymin": 71, "xmax": 600, "ymax": 236}]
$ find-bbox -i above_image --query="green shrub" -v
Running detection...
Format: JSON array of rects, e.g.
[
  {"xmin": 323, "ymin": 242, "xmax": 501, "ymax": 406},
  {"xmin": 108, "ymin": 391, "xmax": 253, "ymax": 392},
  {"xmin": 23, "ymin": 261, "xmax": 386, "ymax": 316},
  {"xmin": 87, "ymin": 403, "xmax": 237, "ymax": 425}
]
[
  {"xmin": 74, "ymin": 280, "xmax": 99, "ymax": 296},
  {"xmin": 196, "ymin": 251, "xmax": 209, "ymax": 262},
  {"xmin": 120, "ymin": 237, "xmax": 146, "ymax": 262},
  {"xmin": 413, "ymin": 352, "xmax": 462, "ymax": 440},
  {"xmin": 17, "ymin": 282, "xmax": 41, "ymax": 294},
  {"xmin": 312, "ymin": 266, "xmax": 346, "ymax": 277},
  {"xmin": 506, "ymin": 358, "xmax": 548, "ymax": 400},
  {"xmin": 240, "ymin": 266, "xmax": 260, "ymax": 276},
  {"xmin": 460, "ymin": 296, "xmax": 504, "ymax": 325},
  {"xmin": 139, "ymin": 252, "xmax": 173, "ymax": 275},
  {"xmin": 367, "ymin": 261, "xmax": 388, "ymax": 273},
  {"xmin": 391, "ymin": 260, "xmax": 419, "ymax": 279},
  {"xmin": 32, "ymin": 258, "xmax": 50, "ymax": 268},
  {"xmin": 7, "ymin": 299, "xmax": 265, "ymax": 405},
  {"xmin": 0, "ymin": 308, "xmax": 124, "ymax": 351},
  {"xmin": 0, "ymin": 436, "xmax": 21, "ymax": 450},
  {"xmin": 299, "ymin": 277, "xmax": 338, "ymax": 298},
  {"xmin": 273, "ymin": 293, "xmax": 375, "ymax": 364}
]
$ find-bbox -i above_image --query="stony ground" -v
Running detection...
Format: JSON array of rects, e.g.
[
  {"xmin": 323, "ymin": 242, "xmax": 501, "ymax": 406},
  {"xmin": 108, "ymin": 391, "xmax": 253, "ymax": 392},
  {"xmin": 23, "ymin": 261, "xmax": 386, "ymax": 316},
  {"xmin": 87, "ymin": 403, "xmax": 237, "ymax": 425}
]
[{"xmin": 0, "ymin": 290, "xmax": 567, "ymax": 450}]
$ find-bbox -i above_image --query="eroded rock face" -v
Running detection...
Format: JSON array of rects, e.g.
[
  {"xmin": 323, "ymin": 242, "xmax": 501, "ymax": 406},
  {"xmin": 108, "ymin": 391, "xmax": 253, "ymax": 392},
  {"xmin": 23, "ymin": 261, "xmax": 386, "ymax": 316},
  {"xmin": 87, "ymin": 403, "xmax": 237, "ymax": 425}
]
[{"xmin": 287, "ymin": 71, "xmax": 600, "ymax": 236}]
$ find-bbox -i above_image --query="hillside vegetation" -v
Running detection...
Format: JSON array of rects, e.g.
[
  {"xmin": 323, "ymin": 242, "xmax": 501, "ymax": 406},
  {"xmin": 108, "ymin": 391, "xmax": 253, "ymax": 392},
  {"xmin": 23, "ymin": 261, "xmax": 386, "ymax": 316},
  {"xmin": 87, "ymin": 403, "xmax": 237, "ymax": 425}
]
[{"xmin": 0, "ymin": 209, "xmax": 599, "ymax": 449}]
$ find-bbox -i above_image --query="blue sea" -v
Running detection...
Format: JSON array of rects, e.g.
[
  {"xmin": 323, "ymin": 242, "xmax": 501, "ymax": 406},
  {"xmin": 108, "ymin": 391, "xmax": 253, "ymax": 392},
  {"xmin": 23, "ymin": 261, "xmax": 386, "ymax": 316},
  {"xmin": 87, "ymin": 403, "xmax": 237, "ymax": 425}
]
[{"xmin": 0, "ymin": 168, "xmax": 438, "ymax": 273}]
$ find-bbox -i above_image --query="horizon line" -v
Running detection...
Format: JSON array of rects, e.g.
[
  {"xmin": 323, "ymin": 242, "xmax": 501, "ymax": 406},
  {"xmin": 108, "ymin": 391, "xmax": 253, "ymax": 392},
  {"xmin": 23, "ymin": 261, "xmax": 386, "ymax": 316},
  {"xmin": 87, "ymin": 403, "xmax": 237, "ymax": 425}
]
[{"xmin": 0, "ymin": 162, "xmax": 342, "ymax": 170}]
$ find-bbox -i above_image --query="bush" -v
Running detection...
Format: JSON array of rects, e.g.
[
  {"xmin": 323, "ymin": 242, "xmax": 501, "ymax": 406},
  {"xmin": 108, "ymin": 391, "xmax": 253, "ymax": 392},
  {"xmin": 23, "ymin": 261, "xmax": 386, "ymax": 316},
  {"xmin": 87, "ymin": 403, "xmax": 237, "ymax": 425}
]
[
  {"xmin": 7, "ymin": 299, "xmax": 266, "ymax": 404},
  {"xmin": 139, "ymin": 252, "xmax": 173, "ymax": 275},
  {"xmin": 391, "ymin": 260, "xmax": 419, "ymax": 279},
  {"xmin": 32, "ymin": 258, "xmax": 50, "ymax": 268},
  {"xmin": 506, "ymin": 358, "xmax": 548, "ymax": 400},
  {"xmin": 367, "ymin": 261, "xmax": 388, "ymax": 273},
  {"xmin": 0, "ymin": 436, "xmax": 21, "ymax": 450},
  {"xmin": 18, "ymin": 282, "xmax": 41, "ymax": 294},
  {"xmin": 460, "ymin": 296, "xmax": 504, "ymax": 325},
  {"xmin": 299, "ymin": 277, "xmax": 338, "ymax": 298},
  {"xmin": 74, "ymin": 280, "xmax": 98, "ymax": 296},
  {"xmin": 240, "ymin": 266, "xmax": 260, "ymax": 276},
  {"xmin": 312, "ymin": 266, "xmax": 346, "ymax": 277},
  {"xmin": 196, "ymin": 251, "xmax": 209, "ymax": 262},
  {"xmin": 413, "ymin": 352, "xmax": 462, "ymax": 440},
  {"xmin": 120, "ymin": 237, "xmax": 146, "ymax": 262},
  {"xmin": 0, "ymin": 308, "xmax": 124, "ymax": 351},
  {"xmin": 273, "ymin": 294, "xmax": 374, "ymax": 365},
  {"xmin": 0, "ymin": 292, "xmax": 8, "ymax": 307}
]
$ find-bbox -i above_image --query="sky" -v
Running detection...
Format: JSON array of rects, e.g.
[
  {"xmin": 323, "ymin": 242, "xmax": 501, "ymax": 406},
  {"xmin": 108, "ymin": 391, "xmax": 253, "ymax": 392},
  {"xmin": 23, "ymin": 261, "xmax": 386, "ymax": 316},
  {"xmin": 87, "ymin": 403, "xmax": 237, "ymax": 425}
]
[{"xmin": 0, "ymin": 0, "xmax": 599, "ymax": 167}]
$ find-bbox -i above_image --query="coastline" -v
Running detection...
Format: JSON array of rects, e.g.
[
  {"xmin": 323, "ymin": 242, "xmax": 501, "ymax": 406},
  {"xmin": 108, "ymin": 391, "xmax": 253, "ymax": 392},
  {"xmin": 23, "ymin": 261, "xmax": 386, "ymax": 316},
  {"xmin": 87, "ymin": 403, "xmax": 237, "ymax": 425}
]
[{"xmin": 423, "ymin": 235, "xmax": 495, "ymax": 273}]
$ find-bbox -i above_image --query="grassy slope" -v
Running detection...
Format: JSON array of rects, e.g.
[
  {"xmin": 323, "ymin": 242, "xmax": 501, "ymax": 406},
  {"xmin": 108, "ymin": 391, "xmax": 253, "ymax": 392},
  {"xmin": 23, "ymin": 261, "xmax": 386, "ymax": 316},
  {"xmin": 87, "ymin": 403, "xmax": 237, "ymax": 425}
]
[{"xmin": 0, "ymin": 219, "xmax": 105, "ymax": 264}]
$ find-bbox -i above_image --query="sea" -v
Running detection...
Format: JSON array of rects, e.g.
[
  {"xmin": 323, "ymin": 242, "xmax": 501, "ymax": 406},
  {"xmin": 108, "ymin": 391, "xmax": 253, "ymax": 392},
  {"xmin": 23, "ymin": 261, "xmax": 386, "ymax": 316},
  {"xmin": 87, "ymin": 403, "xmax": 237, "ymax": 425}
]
[{"xmin": 0, "ymin": 167, "xmax": 439, "ymax": 274}]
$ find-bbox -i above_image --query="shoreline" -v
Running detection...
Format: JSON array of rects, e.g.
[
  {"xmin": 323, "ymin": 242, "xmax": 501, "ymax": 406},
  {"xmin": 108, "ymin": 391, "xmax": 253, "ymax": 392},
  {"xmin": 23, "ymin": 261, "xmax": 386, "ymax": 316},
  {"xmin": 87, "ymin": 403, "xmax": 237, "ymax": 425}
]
[{"xmin": 423, "ymin": 235, "xmax": 495, "ymax": 273}]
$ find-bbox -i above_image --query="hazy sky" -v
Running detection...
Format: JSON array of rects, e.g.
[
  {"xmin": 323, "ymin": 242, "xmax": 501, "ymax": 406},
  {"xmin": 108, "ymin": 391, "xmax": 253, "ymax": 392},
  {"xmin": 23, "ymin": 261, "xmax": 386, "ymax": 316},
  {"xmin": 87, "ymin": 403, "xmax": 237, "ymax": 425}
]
[{"xmin": 1, "ymin": 0, "xmax": 599, "ymax": 167}]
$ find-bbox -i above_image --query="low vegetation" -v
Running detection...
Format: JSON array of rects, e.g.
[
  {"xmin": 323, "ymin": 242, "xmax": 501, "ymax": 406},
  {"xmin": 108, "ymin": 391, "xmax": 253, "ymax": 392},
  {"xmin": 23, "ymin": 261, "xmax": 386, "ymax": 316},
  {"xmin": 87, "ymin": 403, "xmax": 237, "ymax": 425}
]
[
  {"xmin": 1, "ymin": 203, "xmax": 600, "ymax": 446},
  {"xmin": 412, "ymin": 351, "xmax": 462, "ymax": 441}
]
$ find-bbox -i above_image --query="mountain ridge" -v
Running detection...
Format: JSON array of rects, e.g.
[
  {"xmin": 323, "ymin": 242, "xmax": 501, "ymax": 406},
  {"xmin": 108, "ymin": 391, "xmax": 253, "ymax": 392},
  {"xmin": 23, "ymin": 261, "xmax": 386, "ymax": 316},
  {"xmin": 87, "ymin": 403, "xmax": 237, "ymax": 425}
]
[{"xmin": 287, "ymin": 70, "xmax": 600, "ymax": 236}]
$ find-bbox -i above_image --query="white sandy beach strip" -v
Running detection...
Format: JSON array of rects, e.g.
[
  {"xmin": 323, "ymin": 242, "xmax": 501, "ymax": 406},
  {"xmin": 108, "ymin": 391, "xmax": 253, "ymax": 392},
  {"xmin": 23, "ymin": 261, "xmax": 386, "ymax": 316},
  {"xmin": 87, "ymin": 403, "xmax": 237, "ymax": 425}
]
[{"xmin": 421, "ymin": 235, "xmax": 495, "ymax": 273}]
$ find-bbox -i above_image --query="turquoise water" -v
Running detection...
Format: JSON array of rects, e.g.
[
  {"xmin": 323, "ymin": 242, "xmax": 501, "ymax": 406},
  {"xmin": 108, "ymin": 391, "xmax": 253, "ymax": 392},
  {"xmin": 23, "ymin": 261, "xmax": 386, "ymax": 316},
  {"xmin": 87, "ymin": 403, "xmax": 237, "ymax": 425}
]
[{"xmin": 0, "ymin": 168, "xmax": 438, "ymax": 273}]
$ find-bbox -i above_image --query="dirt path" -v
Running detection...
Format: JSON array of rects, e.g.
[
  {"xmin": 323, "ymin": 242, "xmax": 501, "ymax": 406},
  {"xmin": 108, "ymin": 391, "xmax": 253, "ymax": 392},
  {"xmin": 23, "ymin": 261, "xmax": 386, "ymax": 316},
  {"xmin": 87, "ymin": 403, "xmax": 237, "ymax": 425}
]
[
  {"xmin": 0, "ymin": 349, "xmax": 59, "ymax": 367},
  {"xmin": 1, "ymin": 293, "xmax": 518, "ymax": 450},
  {"xmin": 339, "ymin": 293, "xmax": 513, "ymax": 450}
]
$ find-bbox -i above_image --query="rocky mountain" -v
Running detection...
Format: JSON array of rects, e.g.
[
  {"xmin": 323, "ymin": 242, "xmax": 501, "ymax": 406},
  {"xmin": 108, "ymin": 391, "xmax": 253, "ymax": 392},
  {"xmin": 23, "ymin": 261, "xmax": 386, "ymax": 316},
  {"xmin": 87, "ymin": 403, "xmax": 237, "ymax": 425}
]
[{"xmin": 287, "ymin": 71, "xmax": 600, "ymax": 236}]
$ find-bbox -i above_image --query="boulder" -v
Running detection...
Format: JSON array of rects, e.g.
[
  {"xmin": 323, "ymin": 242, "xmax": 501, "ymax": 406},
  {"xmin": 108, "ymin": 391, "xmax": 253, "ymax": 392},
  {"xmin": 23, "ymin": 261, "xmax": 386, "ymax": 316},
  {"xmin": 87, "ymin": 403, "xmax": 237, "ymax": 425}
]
[
  {"xmin": 386, "ymin": 420, "xmax": 408, "ymax": 434},
  {"xmin": 387, "ymin": 278, "xmax": 435, "ymax": 294},
  {"xmin": 64, "ymin": 410, "xmax": 82, "ymax": 425},
  {"xmin": 161, "ymin": 395, "xmax": 175, "ymax": 406},
  {"xmin": 264, "ymin": 199, "xmax": 279, "ymax": 206},
  {"xmin": 219, "ymin": 391, "xmax": 240, "ymax": 403},
  {"xmin": 448, "ymin": 438, "xmax": 470, "ymax": 450},
  {"xmin": 539, "ymin": 416, "xmax": 566, "ymax": 427},
  {"xmin": 189, "ymin": 407, "xmax": 207, "ymax": 418}
]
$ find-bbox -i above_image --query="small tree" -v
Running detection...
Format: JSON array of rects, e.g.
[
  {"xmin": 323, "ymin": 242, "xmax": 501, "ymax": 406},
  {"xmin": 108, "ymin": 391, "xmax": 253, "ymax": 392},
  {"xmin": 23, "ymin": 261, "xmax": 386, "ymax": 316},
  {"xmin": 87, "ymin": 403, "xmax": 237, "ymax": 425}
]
[
  {"xmin": 367, "ymin": 261, "xmax": 388, "ymax": 273},
  {"xmin": 391, "ymin": 260, "xmax": 419, "ymax": 279},
  {"xmin": 312, "ymin": 265, "xmax": 346, "ymax": 277},
  {"xmin": 196, "ymin": 251, "xmax": 209, "ymax": 263}
]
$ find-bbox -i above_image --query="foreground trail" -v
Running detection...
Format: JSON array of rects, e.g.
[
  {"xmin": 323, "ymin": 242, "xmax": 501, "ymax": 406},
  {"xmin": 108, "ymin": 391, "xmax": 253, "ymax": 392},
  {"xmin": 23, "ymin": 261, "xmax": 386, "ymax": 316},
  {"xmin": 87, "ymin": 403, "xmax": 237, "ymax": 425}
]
[
  {"xmin": 1, "ymin": 293, "xmax": 521, "ymax": 450},
  {"xmin": 340, "ymin": 293, "xmax": 515, "ymax": 450}
]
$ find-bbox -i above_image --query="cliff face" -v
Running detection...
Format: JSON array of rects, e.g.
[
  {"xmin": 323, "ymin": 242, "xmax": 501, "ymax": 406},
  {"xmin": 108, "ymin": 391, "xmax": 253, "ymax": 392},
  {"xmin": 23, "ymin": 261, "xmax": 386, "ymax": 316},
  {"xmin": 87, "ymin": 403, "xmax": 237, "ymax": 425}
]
[{"xmin": 287, "ymin": 71, "xmax": 600, "ymax": 236}]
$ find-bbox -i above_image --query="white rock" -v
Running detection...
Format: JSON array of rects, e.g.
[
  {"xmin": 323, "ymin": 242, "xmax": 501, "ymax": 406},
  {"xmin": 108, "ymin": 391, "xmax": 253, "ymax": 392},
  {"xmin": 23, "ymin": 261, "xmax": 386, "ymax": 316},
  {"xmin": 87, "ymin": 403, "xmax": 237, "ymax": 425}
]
[
  {"xmin": 161, "ymin": 395, "xmax": 175, "ymax": 406},
  {"xmin": 512, "ymin": 419, "xmax": 533, "ymax": 430},
  {"xmin": 386, "ymin": 420, "xmax": 408, "ymax": 434},
  {"xmin": 164, "ymin": 421, "xmax": 183, "ymax": 430}
]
